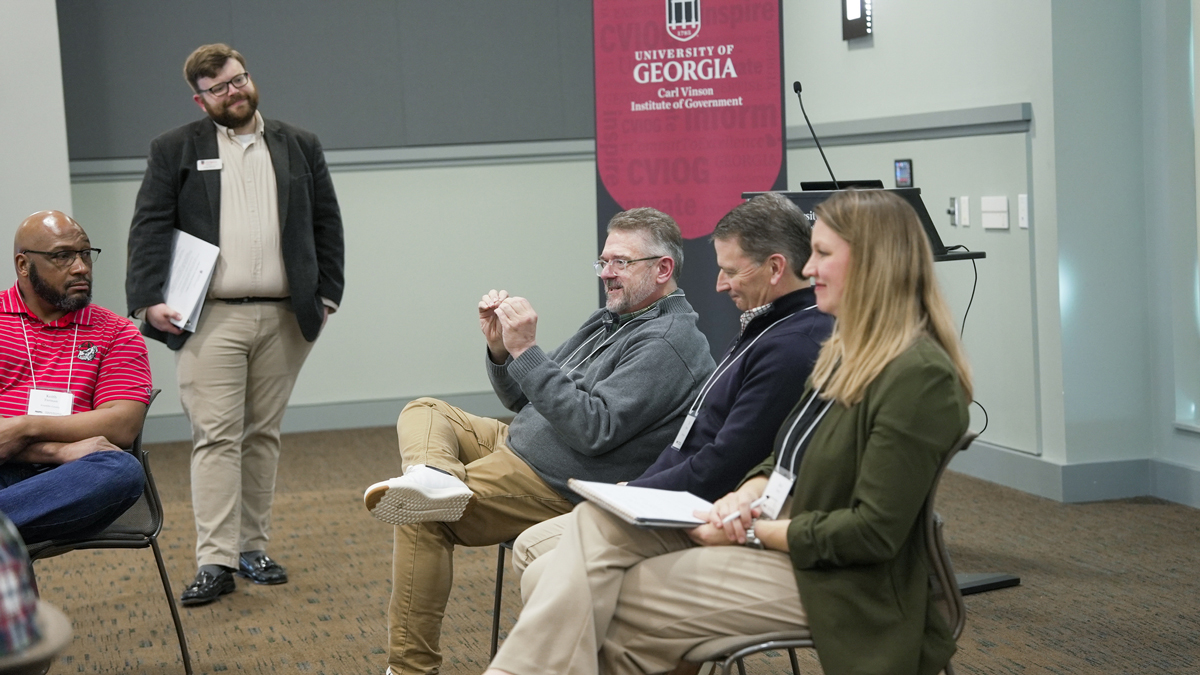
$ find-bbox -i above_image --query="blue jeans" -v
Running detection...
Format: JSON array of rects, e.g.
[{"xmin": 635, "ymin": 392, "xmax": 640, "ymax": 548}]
[{"xmin": 0, "ymin": 451, "xmax": 144, "ymax": 545}]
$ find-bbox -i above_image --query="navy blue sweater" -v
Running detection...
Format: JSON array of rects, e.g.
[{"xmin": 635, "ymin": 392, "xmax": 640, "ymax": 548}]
[{"xmin": 628, "ymin": 287, "xmax": 833, "ymax": 500}]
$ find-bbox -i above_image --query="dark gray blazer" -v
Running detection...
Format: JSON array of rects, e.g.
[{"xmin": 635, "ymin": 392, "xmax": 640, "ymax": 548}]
[{"xmin": 125, "ymin": 117, "xmax": 345, "ymax": 350}]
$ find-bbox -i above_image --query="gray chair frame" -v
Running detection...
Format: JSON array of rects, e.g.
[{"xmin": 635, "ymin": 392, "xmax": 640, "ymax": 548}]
[
  {"xmin": 26, "ymin": 391, "xmax": 193, "ymax": 675},
  {"xmin": 683, "ymin": 431, "xmax": 978, "ymax": 675}
]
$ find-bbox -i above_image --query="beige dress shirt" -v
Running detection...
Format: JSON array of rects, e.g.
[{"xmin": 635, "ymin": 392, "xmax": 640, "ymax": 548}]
[{"xmin": 208, "ymin": 112, "xmax": 289, "ymax": 299}]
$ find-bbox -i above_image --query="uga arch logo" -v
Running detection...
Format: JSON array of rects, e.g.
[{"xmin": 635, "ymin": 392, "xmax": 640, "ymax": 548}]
[{"xmin": 666, "ymin": 0, "xmax": 701, "ymax": 42}]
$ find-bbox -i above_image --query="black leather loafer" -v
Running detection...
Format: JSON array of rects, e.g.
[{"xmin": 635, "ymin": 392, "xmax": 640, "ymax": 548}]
[
  {"xmin": 237, "ymin": 552, "xmax": 288, "ymax": 585},
  {"xmin": 180, "ymin": 568, "xmax": 236, "ymax": 606}
]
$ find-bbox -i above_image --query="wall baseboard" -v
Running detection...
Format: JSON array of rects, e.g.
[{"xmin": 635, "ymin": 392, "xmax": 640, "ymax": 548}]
[
  {"xmin": 142, "ymin": 391, "xmax": 510, "ymax": 445},
  {"xmin": 951, "ymin": 438, "xmax": 1200, "ymax": 509},
  {"xmin": 1151, "ymin": 459, "xmax": 1200, "ymax": 508}
]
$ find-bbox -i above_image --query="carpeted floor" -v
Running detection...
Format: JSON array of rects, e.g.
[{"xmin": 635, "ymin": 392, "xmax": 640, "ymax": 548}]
[{"xmin": 30, "ymin": 426, "xmax": 1200, "ymax": 674}]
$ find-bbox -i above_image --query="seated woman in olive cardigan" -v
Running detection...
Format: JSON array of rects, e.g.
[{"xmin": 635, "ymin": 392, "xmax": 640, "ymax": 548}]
[{"xmin": 481, "ymin": 189, "xmax": 974, "ymax": 675}]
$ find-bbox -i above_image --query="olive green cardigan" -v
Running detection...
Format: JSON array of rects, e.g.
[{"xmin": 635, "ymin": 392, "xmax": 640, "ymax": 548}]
[{"xmin": 758, "ymin": 337, "xmax": 968, "ymax": 675}]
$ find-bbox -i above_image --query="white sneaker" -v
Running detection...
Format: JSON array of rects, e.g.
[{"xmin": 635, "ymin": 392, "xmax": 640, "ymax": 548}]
[{"xmin": 364, "ymin": 464, "xmax": 473, "ymax": 525}]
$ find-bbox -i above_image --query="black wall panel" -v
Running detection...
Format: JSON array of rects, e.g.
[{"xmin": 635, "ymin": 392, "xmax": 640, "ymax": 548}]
[{"xmin": 57, "ymin": 0, "xmax": 596, "ymax": 160}]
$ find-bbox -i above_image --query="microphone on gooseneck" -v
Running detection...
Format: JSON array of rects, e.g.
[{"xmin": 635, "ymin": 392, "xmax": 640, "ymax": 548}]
[{"xmin": 793, "ymin": 81, "xmax": 840, "ymax": 190}]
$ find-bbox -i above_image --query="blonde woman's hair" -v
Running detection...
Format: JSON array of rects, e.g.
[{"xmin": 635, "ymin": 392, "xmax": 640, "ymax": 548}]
[{"xmin": 810, "ymin": 190, "xmax": 973, "ymax": 405}]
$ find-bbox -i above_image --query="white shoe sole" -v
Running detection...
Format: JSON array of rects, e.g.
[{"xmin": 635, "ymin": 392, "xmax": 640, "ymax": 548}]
[{"xmin": 364, "ymin": 479, "xmax": 472, "ymax": 526}]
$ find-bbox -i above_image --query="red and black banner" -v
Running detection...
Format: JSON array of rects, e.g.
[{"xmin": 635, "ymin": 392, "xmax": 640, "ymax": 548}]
[{"xmin": 594, "ymin": 0, "xmax": 787, "ymax": 353}]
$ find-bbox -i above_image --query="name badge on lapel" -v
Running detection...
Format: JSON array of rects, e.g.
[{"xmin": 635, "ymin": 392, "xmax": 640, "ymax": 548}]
[{"xmin": 197, "ymin": 159, "xmax": 223, "ymax": 171}]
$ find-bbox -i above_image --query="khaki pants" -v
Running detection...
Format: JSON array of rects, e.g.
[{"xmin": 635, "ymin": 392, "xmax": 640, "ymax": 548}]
[
  {"xmin": 512, "ymin": 511, "xmax": 572, "ymax": 600},
  {"xmin": 513, "ymin": 500, "xmax": 794, "ymax": 602},
  {"xmin": 490, "ymin": 502, "xmax": 808, "ymax": 675},
  {"xmin": 388, "ymin": 398, "xmax": 574, "ymax": 675},
  {"xmin": 177, "ymin": 301, "xmax": 314, "ymax": 568},
  {"xmin": 513, "ymin": 512, "xmax": 571, "ymax": 574}
]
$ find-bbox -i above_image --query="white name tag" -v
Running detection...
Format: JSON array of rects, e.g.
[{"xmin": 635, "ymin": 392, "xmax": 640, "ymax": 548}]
[
  {"xmin": 197, "ymin": 159, "xmax": 223, "ymax": 171},
  {"xmin": 759, "ymin": 468, "xmax": 795, "ymax": 520},
  {"xmin": 671, "ymin": 412, "xmax": 697, "ymax": 449},
  {"xmin": 27, "ymin": 389, "xmax": 74, "ymax": 416}
]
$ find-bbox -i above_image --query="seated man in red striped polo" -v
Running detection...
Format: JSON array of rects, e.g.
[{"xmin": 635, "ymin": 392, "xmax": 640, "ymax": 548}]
[{"xmin": 0, "ymin": 211, "xmax": 152, "ymax": 545}]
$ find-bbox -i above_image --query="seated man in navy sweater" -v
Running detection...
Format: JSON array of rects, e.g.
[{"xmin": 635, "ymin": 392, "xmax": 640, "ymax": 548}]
[{"xmin": 512, "ymin": 191, "xmax": 834, "ymax": 577}]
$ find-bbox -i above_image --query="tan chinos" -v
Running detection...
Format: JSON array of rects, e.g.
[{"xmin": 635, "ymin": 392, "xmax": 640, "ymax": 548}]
[
  {"xmin": 177, "ymin": 300, "xmax": 313, "ymax": 568},
  {"xmin": 489, "ymin": 501, "xmax": 809, "ymax": 675},
  {"xmin": 388, "ymin": 397, "xmax": 574, "ymax": 675}
]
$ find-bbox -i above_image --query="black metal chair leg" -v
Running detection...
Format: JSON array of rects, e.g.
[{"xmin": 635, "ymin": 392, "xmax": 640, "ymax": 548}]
[
  {"xmin": 490, "ymin": 543, "xmax": 507, "ymax": 658},
  {"xmin": 152, "ymin": 538, "xmax": 192, "ymax": 675}
]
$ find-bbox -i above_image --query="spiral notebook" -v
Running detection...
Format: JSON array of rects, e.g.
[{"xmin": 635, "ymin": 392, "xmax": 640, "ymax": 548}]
[{"xmin": 567, "ymin": 479, "xmax": 712, "ymax": 528}]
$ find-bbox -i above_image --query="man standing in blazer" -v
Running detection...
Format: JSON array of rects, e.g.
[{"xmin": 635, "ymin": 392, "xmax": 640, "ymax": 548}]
[{"xmin": 126, "ymin": 44, "xmax": 345, "ymax": 607}]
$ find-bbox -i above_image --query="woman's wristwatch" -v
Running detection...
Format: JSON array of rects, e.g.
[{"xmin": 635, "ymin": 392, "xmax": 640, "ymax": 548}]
[{"xmin": 744, "ymin": 520, "xmax": 765, "ymax": 549}]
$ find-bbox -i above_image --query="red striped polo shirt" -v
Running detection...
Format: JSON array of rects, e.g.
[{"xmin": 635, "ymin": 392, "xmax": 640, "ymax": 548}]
[{"xmin": 0, "ymin": 284, "xmax": 152, "ymax": 417}]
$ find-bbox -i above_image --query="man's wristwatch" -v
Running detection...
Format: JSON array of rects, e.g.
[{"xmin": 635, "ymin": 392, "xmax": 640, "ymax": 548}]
[{"xmin": 744, "ymin": 521, "xmax": 765, "ymax": 550}]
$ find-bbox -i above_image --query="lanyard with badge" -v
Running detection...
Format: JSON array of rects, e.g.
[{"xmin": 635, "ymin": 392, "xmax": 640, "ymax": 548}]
[
  {"xmin": 671, "ymin": 306, "xmax": 817, "ymax": 450},
  {"xmin": 756, "ymin": 386, "xmax": 835, "ymax": 519},
  {"xmin": 20, "ymin": 317, "xmax": 79, "ymax": 416}
]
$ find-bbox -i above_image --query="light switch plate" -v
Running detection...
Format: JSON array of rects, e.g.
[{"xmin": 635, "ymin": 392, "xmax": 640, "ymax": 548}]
[
  {"xmin": 981, "ymin": 195, "xmax": 1008, "ymax": 230},
  {"xmin": 1018, "ymin": 194, "xmax": 1029, "ymax": 229}
]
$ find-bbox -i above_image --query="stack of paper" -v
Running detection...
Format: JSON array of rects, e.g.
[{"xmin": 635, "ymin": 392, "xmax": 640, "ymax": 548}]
[{"xmin": 162, "ymin": 230, "xmax": 219, "ymax": 332}]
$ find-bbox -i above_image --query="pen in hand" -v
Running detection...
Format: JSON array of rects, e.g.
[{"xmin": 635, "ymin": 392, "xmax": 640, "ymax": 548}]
[{"xmin": 720, "ymin": 496, "xmax": 767, "ymax": 524}]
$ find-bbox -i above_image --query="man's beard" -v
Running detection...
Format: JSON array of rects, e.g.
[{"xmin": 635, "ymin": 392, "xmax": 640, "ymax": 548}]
[
  {"xmin": 207, "ymin": 87, "xmax": 259, "ymax": 129},
  {"xmin": 29, "ymin": 262, "xmax": 90, "ymax": 313},
  {"xmin": 605, "ymin": 270, "xmax": 656, "ymax": 314}
]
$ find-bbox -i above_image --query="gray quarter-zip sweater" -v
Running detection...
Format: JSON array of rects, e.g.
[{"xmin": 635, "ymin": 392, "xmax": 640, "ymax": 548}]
[{"xmin": 486, "ymin": 292, "xmax": 715, "ymax": 501}]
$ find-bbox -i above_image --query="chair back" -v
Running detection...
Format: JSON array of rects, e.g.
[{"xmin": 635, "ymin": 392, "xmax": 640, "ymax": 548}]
[
  {"xmin": 27, "ymin": 389, "xmax": 162, "ymax": 560},
  {"xmin": 924, "ymin": 430, "xmax": 977, "ymax": 641},
  {"xmin": 134, "ymin": 389, "xmax": 164, "ymax": 540}
]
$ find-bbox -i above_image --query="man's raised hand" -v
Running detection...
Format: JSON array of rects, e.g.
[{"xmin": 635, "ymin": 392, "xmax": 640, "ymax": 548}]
[
  {"xmin": 479, "ymin": 289, "xmax": 511, "ymax": 362},
  {"xmin": 492, "ymin": 296, "xmax": 539, "ymax": 359}
]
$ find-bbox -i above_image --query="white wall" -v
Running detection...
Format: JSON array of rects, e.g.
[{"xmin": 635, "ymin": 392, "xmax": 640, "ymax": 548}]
[
  {"xmin": 789, "ymin": 134, "xmax": 1038, "ymax": 456},
  {"xmin": 1147, "ymin": 0, "xmax": 1200, "ymax": 477},
  {"xmin": 73, "ymin": 161, "xmax": 599, "ymax": 419},
  {"xmin": 783, "ymin": 0, "xmax": 1071, "ymax": 465},
  {"xmin": 784, "ymin": 0, "xmax": 1056, "ymax": 119},
  {"xmin": 1050, "ymin": 2, "xmax": 1152, "ymax": 466},
  {"xmin": 0, "ymin": 0, "xmax": 73, "ymax": 271}
]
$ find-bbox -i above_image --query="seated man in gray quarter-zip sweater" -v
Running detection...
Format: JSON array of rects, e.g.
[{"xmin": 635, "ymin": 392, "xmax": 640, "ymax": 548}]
[{"xmin": 363, "ymin": 207, "xmax": 715, "ymax": 675}]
